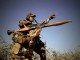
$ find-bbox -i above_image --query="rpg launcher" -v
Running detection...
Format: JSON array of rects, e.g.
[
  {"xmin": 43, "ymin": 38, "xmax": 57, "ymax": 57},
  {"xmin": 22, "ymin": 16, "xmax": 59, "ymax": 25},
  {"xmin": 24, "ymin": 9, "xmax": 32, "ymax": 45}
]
[
  {"xmin": 30, "ymin": 20, "xmax": 72, "ymax": 30},
  {"xmin": 7, "ymin": 20, "xmax": 72, "ymax": 35}
]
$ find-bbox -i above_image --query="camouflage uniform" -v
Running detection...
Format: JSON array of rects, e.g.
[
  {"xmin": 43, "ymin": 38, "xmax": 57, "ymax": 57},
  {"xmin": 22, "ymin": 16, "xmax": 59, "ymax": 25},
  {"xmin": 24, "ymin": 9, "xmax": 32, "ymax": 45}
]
[
  {"xmin": 10, "ymin": 33, "xmax": 34, "ymax": 60},
  {"xmin": 18, "ymin": 13, "xmax": 55, "ymax": 60},
  {"xmin": 8, "ymin": 13, "xmax": 71, "ymax": 60},
  {"xmin": 11, "ymin": 13, "xmax": 56, "ymax": 60},
  {"xmin": 10, "ymin": 19, "xmax": 33, "ymax": 60}
]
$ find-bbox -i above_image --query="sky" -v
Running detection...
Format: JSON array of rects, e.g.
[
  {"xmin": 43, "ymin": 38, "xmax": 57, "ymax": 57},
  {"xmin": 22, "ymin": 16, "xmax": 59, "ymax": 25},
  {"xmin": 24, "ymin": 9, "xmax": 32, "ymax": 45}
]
[{"xmin": 0, "ymin": 0, "xmax": 80, "ymax": 52}]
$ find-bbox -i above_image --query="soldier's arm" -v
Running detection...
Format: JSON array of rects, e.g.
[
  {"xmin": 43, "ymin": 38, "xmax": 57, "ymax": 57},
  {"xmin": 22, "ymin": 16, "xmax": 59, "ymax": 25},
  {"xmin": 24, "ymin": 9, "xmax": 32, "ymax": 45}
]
[
  {"xmin": 15, "ymin": 24, "xmax": 36, "ymax": 32},
  {"xmin": 15, "ymin": 25, "xmax": 30, "ymax": 32},
  {"xmin": 15, "ymin": 28, "xmax": 30, "ymax": 32}
]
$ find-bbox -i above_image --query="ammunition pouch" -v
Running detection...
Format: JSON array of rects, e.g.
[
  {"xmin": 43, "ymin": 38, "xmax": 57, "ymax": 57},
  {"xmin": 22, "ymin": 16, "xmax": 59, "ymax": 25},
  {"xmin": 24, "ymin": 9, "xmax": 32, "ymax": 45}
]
[{"xmin": 12, "ymin": 32, "xmax": 27, "ymax": 43}]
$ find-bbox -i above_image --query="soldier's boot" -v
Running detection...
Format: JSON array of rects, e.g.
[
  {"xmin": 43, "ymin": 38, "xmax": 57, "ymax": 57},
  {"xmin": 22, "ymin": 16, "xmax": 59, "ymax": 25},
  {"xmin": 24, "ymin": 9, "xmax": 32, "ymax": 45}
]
[{"xmin": 40, "ymin": 47, "xmax": 46, "ymax": 60}]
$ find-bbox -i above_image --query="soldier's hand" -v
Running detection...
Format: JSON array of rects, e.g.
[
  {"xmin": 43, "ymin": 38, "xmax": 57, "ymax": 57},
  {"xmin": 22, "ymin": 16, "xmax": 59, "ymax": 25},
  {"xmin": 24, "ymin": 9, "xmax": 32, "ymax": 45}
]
[{"xmin": 37, "ymin": 25, "xmax": 42, "ymax": 29}]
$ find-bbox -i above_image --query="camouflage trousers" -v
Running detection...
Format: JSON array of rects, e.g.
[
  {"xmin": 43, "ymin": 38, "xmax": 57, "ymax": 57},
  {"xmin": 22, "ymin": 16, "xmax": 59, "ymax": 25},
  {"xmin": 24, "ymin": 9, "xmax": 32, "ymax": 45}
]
[{"xmin": 11, "ymin": 42, "xmax": 33, "ymax": 60}]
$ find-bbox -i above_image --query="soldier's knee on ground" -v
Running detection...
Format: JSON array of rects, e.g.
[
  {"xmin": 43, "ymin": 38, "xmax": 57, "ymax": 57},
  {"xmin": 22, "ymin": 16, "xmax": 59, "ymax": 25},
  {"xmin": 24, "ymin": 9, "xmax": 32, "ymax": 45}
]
[
  {"xmin": 11, "ymin": 43, "xmax": 21, "ymax": 55},
  {"xmin": 11, "ymin": 54, "xmax": 25, "ymax": 60}
]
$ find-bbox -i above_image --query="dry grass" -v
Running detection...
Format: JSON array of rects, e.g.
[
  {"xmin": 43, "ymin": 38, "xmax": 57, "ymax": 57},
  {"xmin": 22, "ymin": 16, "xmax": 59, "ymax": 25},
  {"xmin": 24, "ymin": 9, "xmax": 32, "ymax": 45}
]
[
  {"xmin": 46, "ymin": 48, "xmax": 80, "ymax": 60},
  {"xmin": 0, "ymin": 47, "xmax": 80, "ymax": 60},
  {"xmin": 25, "ymin": 48, "xmax": 80, "ymax": 60}
]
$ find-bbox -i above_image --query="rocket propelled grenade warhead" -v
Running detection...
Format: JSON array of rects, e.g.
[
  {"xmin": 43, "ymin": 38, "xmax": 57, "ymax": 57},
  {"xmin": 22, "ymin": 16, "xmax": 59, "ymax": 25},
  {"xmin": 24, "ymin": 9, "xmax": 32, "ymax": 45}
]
[
  {"xmin": 7, "ymin": 30, "xmax": 14, "ymax": 35},
  {"xmin": 43, "ymin": 20, "xmax": 72, "ymax": 28},
  {"xmin": 54, "ymin": 20, "xmax": 72, "ymax": 25}
]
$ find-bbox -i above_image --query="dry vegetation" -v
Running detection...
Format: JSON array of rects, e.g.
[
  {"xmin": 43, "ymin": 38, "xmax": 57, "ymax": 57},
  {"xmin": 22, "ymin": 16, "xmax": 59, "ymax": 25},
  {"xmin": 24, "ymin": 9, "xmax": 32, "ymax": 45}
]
[
  {"xmin": 32, "ymin": 48, "xmax": 80, "ymax": 60},
  {"xmin": 0, "ymin": 46, "xmax": 80, "ymax": 60},
  {"xmin": 46, "ymin": 48, "xmax": 80, "ymax": 60},
  {"xmin": 0, "ymin": 47, "xmax": 80, "ymax": 60},
  {"xmin": 0, "ymin": 36, "xmax": 80, "ymax": 60}
]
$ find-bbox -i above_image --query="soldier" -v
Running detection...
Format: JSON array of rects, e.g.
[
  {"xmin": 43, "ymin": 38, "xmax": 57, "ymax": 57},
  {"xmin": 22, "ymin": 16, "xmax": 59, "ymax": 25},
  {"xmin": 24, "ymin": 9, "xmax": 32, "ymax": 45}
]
[
  {"xmin": 8, "ymin": 13, "xmax": 71, "ymax": 60},
  {"xmin": 16, "ymin": 13, "xmax": 56, "ymax": 60},
  {"xmin": 8, "ymin": 13, "xmax": 37, "ymax": 60}
]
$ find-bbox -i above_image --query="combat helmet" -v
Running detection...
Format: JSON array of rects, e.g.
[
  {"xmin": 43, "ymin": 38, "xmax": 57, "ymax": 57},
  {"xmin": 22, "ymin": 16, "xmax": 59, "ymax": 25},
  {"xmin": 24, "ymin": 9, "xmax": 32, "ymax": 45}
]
[{"xmin": 26, "ymin": 13, "xmax": 36, "ymax": 20}]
